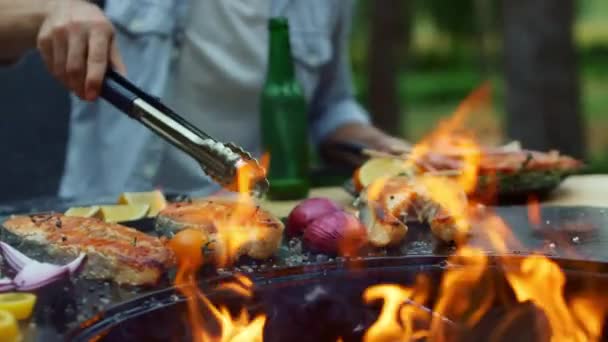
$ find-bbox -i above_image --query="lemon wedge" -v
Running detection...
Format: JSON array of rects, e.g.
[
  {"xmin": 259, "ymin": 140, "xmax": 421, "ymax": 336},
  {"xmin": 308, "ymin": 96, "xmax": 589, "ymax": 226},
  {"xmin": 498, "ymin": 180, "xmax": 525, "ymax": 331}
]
[
  {"xmin": 99, "ymin": 204, "xmax": 150, "ymax": 223},
  {"xmin": 356, "ymin": 158, "xmax": 410, "ymax": 190},
  {"xmin": 0, "ymin": 310, "xmax": 20, "ymax": 342},
  {"xmin": 64, "ymin": 206, "xmax": 101, "ymax": 218},
  {"xmin": 0, "ymin": 293, "xmax": 36, "ymax": 320},
  {"xmin": 117, "ymin": 190, "xmax": 167, "ymax": 217}
]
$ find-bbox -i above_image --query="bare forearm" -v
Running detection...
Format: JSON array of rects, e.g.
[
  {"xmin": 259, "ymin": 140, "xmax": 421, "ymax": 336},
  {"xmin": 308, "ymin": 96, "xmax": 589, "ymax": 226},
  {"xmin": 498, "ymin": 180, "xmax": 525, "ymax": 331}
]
[{"xmin": 0, "ymin": 0, "xmax": 50, "ymax": 62}]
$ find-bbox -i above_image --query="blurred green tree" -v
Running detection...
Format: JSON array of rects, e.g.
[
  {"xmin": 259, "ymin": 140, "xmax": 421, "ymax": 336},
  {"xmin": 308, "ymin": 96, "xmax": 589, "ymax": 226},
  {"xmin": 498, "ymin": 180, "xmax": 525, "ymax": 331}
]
[
  {"xmin": 502, "ymin": 0, "xmax": 586, "ymax": 159},
  {"xmin": 367, "ymin": 0, "xmax": 412, "ymax": 136}
]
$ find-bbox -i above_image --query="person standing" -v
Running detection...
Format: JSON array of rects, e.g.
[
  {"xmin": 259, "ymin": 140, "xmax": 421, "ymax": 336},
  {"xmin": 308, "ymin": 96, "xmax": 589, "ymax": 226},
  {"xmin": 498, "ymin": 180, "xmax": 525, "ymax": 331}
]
[{"xmin": 51, "ymin": 0, "xmax": 409, "ymax": 199}]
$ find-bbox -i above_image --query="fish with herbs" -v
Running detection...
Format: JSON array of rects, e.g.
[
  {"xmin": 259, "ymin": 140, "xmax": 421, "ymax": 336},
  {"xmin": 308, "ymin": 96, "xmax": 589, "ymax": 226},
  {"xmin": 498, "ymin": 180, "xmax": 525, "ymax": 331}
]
[
  {"xmin": 2, "ymin": 214, "xmax": 172, "ymax": 286},
  {"xmin": 156, "ymin": 199, "xmax": 284, "ymax": 260}
]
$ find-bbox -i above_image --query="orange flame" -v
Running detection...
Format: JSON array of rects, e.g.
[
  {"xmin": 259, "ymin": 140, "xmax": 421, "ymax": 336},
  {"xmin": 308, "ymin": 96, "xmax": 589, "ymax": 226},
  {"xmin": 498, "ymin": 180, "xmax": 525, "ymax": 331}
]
[
  {"xmin": 364, "ymin": 210, "xmax": 607, "ymax": 341},
  {"xmin": 381, "ymin": 84, "xmax": 492, "ymax": 244},
  {"xmin": 363, "ymin": 275, "xmax": 432, "ymax": 342},
  {"xmin": 170, "ymin": 158, "xmax": 268, "ymax": 342},
  {"xmin": 505, "ymin": 255, "xmax": 586, "ymax": 341},
  {"xmin": 362, "ymin": 84, "xmax": 606, "ymax": 341},
  {"xmin": 405, "ymin": 83, "xmax": 490, "ymax": 193},
  {"xmin": 170, "ymin": 84, "xmax": 607, "ymax": 342},
  {"xmin": 527, "ymin": 195, "xmax": 541, "ymax": 227},
  {"xmin": 212, "ymin": 155, "xmax": 276, "ymax": 267},
  {"xmin": 363, "ymin": 284, "xmax": 417, "ymax": 341}
]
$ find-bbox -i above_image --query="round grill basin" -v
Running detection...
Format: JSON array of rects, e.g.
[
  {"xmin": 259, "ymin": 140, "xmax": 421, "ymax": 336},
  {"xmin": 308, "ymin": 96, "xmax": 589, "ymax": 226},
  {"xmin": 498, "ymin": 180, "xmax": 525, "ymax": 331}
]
[{"xmin": 68, "ymin": 256, "xmax": 608, "ymax": 342}]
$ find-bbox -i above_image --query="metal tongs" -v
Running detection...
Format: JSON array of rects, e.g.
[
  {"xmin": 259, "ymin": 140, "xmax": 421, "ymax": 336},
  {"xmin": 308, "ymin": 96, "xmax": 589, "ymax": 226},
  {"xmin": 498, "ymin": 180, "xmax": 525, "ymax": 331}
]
[{"xmin": 100, "ymin": 70, "xmax": 269, "ymax": 197}]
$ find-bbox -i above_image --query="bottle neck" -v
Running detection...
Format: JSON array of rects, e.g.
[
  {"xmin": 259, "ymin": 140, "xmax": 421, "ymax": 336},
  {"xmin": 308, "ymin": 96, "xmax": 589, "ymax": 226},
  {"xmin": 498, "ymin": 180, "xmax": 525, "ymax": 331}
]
[{"xmin": 266, "ymin": 24, "xmax": 295, "ymax": 84}]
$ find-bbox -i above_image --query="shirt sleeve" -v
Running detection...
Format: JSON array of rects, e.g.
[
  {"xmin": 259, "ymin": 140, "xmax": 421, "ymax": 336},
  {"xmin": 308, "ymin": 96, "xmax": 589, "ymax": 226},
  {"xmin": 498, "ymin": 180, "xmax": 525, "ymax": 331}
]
[{"xmin": 308, "ymin": 0, "xmax": 371, "ymax": 146}]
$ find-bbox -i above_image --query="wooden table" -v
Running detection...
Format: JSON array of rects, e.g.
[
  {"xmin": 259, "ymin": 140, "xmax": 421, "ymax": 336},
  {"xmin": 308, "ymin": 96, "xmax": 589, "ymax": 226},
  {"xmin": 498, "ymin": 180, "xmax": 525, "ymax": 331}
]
[
  {"xmin": 546, "ymin": 175, "xmax": 608, "ymax": 207},
  {"xmin": 261, "ymin": 175, "xmax": 608, "ymax": 217}
]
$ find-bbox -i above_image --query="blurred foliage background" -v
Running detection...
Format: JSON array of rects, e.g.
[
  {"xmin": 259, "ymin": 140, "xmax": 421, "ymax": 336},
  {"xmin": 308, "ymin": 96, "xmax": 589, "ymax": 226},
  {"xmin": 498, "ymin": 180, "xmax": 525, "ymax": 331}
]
[{"xmin": 349, "ymin": 0, "xmax": 608, "ymax": 171}]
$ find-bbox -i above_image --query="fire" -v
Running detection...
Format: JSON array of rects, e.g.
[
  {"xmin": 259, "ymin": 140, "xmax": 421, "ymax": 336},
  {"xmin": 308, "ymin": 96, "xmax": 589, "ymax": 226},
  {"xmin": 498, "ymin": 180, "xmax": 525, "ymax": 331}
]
[
  {"xmin": 363, "ymin": 275, "xmax": 432, "ymax": 342},
  {"xmin": 363, "ymin": 284, "xmax": 417, "ymax": 341},
  {"xmin": 213, "ymin": 153, "xmax": 274, "ymax": 267},
  {"xmin": 405, "ymin": 83, "xmax": 489, "ymax": 194},
  {"xmin": 364, "ymin": 212, "xmax": 606, "ymax": 341},
  {"xmin": 504, "ymin": 255, "xmax": 591, "ymax": 342},
  {"xmin": 362, "ymin": 84, "xmax": 606, "ymax": 342},
  {"xmin": 416, "ymin": 174, "xmax": 472, "ymax": 242},
  {"xmin": 528, "ymin": 195, "xmax": 541, "ymax": 227},
  {"xmin": 171, "ymin": 157, "xmax": 269, "ymax": 342},
  {"xmin": 174, "ymin": 266, "xmax": 265, "ymax": 342},
  {"xmin": 169, "ymin": 85, "xmax": 607, "ymax": 342},
  {"xmin": 433, "ymin": 247, "xmax": 494, "ymax": 330}
]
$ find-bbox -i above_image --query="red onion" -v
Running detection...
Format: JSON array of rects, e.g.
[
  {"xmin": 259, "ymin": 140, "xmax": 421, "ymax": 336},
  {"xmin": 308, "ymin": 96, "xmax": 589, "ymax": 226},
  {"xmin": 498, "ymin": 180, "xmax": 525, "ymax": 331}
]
[
  {"xmin": 0, "ymin": 242, "xmax": 31, "ymax": 271},
  {"xmin": 303, "ymin": 211, "xmax": 367, "ymax": 254},
  {"xmin": 0, "ymin": 242, "xmax": 86, "ymax": 291},
  {"xmin": 287, "ymin": 198, "xmax": 342, "ymax": 236},
  {"xmin": 0, "ymin": 278, "xmax": 14, "ymax": 292},
  {"xmin": 13, "ymin": 262, "xmax": 70, "ymax": 291},
  {"xmin": 65, "ymin": 253, "xmax": 87, "ymax": 274}
]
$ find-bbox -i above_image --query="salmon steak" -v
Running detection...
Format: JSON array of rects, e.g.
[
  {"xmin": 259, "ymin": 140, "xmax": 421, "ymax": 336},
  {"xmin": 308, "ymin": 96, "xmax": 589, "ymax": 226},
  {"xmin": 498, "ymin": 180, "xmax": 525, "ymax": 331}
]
[
  {"xmin": 156, "ymin": 199, "xmax": 284, "ymax": 260},
  {"xmin": 2, "ymin": 214, "xmax": 172, "ymax": 286}
]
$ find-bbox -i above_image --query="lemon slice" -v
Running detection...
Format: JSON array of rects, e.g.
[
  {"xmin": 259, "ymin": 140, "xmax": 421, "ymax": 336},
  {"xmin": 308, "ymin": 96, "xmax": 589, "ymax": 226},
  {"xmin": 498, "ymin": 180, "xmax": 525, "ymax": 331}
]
[
  {"xmin": 117, "ymin": 190, "xmax": 167, "ymax": 217},
  {"xmin": 0, "ymin": 293, "xmax": 36, "ymax": 320},
  {"xmin": 65, "ymin": 206, "xmax": 101, "ymax": 218},
  {"xmin": 356, "ymin": 158, "xmax": 410, "ymax": 190},
  {"xmin": 99, "ymin": 204, "xmax": 150, "ymax": 223},
  {"xmin": 0, "ymin": 310, "xmax": 20, "ymax": 342}
]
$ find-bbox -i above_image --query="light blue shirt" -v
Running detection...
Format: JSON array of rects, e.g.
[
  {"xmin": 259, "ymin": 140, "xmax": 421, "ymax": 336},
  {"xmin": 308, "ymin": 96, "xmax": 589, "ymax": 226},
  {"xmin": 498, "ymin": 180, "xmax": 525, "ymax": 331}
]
[{"xmin": 59, "ymin": 0, "xmax": 370, "ymax": 199}]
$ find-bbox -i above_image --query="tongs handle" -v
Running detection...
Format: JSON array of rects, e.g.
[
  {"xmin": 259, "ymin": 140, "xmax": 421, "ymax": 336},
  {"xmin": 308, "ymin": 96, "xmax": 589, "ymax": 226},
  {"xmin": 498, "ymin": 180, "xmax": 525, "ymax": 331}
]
[
  {"xmin": 100, "ymin": 69, "xmax": 140, "ymax": 118},
  {"xmin": 97, "ymin": 69, "xmax": 269, "ymax": 195},
  {"xmin": 100, "ymin": 70, "xmax": 212, "ymax": 140}
]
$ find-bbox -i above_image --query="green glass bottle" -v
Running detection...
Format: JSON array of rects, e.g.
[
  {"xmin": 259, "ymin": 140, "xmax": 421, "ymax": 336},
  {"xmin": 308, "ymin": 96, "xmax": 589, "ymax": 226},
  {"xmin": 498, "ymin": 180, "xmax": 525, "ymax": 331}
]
[{"xmin": 260, "ymin": 18, "xmax": 310, "ymax": 200}]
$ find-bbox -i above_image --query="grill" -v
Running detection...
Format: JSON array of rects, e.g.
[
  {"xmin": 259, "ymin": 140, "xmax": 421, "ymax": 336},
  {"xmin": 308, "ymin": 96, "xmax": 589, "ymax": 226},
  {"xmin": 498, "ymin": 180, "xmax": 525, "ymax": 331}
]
[
  {"xmin": 1, "ymin": 198, "xmax": 606, "ymax": 341},
  {"xmin": 68, "ymin": 255, "xmax": 608, "ymax": 342}
]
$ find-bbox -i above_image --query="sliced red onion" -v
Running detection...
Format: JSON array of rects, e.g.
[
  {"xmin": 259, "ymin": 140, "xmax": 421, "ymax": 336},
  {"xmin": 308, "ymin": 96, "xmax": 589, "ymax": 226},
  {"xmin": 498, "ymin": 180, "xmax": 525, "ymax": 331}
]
[
  {"xmin": 0, "ymin": 242, "xmax": 87, "ymax": 291},
  {"xmin": 65, "ymin": 253, "xmax": 86, "ymax": 274},
  {"xmin": 13, "ymin": 262, "xmax": 70, "ymax": 291},
  {"xmin": 0, "ymin": 277, "xmax": 14, "ymax": 292},
  {"xmin": 0, "ymin": 241, "xmax": 34, "ymax": 271},
  {"xmin": 0, "ymin": 285, "xmax": 15, "ymax": 292}
]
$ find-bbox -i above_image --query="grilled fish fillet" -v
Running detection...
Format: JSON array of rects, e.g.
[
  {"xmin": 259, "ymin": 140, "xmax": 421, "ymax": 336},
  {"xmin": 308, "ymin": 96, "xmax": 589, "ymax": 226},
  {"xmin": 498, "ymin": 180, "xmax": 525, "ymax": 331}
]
[
  {"xmin": 358, "ymin": 175, "xmax": 468, "ymax": 246},
  {"xmin": 2, "ymin": 214, "xmax": 172, "ymax": 286},
  {"xmin": 156, "ymin": 199, "xmax": 284, "ymax": 260}
]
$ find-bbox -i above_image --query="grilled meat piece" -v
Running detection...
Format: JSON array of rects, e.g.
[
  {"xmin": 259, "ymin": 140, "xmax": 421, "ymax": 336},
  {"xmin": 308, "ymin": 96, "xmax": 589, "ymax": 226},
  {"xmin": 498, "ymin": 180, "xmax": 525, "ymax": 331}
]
[
  {"xmin": 358, "ymin": 176, "xmax": 468, "ymax": 246},
  {"xmin": 2, "ymin": 214, "xmax": 172, "ymax": 286},
  {"xmin": 156, "ymin": 199, "xmax": 284, "ymax": 260},
  {"xmin": 417, "ymin": 150, "xmax": 583, "ymax": 175}
]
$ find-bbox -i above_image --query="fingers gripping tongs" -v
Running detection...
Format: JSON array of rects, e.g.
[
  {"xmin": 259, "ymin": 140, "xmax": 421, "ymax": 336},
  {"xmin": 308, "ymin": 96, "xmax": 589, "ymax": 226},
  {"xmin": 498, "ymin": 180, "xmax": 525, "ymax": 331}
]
[{"xmin": 100, "ymin": 70, "xmax": 269, "ymax": 197}]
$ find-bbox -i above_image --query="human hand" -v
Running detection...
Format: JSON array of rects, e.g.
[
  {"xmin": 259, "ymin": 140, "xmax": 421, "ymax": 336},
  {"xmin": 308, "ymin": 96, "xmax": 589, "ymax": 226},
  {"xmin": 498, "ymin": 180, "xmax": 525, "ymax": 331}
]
[
  {"xmin": 37, "ymin": 0, "xmax": 126, "ymax": 101},
  {"xmin": 321, "ymin": 123, "xmax": 411, "ymax": 167}
]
